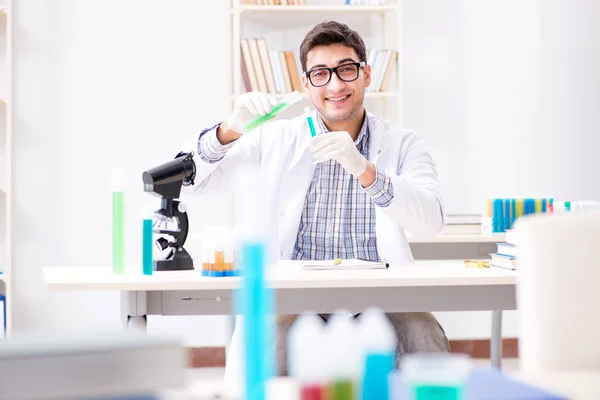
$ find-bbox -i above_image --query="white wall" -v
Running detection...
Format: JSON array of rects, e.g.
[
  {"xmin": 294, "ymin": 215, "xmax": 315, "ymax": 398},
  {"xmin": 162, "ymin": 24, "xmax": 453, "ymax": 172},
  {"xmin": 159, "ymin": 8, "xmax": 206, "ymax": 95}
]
[
  {"xmin": 403, "ymin": 0, "xmax": 541, "ymax": 339},
  {"xmin": 12, "ymin": 0, "xmax": 232, "ymax": 345},
  {"xmin": 11, "ymin": 0, "xmax": 600, "ymax": 346}
]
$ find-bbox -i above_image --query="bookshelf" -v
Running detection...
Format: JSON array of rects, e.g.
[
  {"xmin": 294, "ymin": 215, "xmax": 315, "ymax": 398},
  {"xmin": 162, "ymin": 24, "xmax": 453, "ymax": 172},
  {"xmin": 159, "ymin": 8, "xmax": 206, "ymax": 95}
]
[
  {"xmin": 229, "ymin": 0, "xmax": 403, "ymax": 121},
  {"xmin": 0, "ymin": 0, "xmax": 12, "ymax": 338}
]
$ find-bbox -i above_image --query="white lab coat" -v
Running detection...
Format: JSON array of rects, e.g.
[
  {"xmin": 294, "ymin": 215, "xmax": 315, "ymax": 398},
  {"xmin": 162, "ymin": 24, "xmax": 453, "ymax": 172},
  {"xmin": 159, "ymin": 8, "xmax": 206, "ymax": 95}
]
[{"xmin": 181, "ymin": 109, "xmax": 444, "ymax": 392}]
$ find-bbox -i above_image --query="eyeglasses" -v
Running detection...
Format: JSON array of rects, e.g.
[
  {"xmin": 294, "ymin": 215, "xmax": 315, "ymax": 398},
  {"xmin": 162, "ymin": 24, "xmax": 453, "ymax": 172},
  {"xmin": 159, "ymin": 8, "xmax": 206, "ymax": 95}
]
[{"xmin": 304, "ymin": 61, "xmax": 366, "ymax": 87}]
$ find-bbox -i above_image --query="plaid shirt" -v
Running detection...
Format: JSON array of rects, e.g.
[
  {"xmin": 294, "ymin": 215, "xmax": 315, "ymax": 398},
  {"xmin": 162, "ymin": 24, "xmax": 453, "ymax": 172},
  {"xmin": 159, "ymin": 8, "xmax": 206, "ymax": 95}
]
[{"xmin": 197, "ymin": 113, "xmax": 394, "ymax": 262}]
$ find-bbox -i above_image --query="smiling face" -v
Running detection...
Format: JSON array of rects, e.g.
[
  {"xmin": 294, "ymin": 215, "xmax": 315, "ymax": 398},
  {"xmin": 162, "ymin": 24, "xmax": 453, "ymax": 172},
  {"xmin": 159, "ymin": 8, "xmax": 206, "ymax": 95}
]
[{"xmin": 302, "ymin": 43, "xmax": 371, "ymax": 127}]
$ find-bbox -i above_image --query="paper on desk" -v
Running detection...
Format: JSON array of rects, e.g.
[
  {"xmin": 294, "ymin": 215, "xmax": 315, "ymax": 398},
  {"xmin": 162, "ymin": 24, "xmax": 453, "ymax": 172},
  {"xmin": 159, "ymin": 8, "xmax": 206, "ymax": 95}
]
[{"xmin": 302, "ymin": 259, "xmax": 389, "ymax": 270}]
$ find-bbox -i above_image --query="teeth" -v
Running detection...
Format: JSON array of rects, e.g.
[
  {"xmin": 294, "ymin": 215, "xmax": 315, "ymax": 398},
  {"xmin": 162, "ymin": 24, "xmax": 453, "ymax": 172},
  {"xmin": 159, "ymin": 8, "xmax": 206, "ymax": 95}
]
[{"xmin": 328, "ymin": 95, "xmax": 349, "ymax": 102}]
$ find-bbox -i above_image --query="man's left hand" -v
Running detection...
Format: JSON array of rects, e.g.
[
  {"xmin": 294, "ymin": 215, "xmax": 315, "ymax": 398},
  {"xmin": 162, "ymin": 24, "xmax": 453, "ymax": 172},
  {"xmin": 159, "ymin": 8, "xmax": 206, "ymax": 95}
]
[{"xmin": 310, "ymin": 131, "xmax": 367, "ymax": 177}]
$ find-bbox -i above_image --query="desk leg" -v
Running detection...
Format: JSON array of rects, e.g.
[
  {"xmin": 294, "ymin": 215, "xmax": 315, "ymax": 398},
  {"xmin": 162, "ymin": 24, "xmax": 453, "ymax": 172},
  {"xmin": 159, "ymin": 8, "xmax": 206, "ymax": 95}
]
[
  {"xmin": 225, "ymin": 314, "xmax": 236, "ymax": 358},
  {"xmin": 491, "ymin": 310, "xmax": 503, "ymax": 369},
  {"xmin": 121, "ymin": 291, "xmax": 148, "ymax": 332}
]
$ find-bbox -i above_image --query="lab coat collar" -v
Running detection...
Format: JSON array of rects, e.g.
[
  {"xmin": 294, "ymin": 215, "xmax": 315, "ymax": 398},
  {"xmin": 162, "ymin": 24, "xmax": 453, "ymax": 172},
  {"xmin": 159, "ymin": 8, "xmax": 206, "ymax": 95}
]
[{"xmin": 365, "ymin": 110, "xmax": 390, "ymax": 164}]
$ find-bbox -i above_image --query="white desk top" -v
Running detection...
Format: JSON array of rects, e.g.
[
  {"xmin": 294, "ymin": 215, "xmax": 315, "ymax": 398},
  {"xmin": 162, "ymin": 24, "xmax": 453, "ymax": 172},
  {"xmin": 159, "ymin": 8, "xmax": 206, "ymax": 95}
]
[
  {"xmin": 42, "ymin": 260, "xmax": 517, "ymax": 292},
  {"xmin": 407, "ymin": 233, "xmax": 506, "ymax": 244}
]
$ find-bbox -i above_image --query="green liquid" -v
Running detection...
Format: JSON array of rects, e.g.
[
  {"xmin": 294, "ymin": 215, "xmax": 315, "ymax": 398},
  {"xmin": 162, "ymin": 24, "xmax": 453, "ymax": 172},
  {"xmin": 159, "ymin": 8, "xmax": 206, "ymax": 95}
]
[
  {"xmin": 244, "ymin": 102, "xmax": 292, "ymax": 132},
  {"xmin": 412, "ymin": 384, "xmax": 463, "ymax": 400},
  {"xmin": 112, "ymin": 191, "xmax": 125, "ymax": 274},
  {"xmin": 327, "ymin": 380, "xmax": 355, "ymax": 400}
]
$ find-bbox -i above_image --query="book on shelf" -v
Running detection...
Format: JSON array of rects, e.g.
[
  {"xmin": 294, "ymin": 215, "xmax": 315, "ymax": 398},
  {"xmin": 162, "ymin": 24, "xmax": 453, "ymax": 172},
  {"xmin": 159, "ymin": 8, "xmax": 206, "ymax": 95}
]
[
  {"xmin": 242, "ymin": 0, "xmax": 306, "ymax": 4},
  {"xmin": 240, "ymin": 38, "xmax": 303, "ymax": 95},
  {"xmin": 240, "ymin": 38, "xmax": 396, "ymax": 96},
  {"xmin": 366, "ymin": 48, "xmax": 397, "ymax": 92},
  {"xmin": 241, "ymin": 0, "xmax": 389, "ymax": 5}
]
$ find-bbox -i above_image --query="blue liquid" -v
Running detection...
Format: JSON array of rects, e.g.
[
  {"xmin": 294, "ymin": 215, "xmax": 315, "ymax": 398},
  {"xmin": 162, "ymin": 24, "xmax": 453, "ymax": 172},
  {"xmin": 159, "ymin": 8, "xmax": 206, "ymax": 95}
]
[
  {"xmin": 412, "ymin": 384, "xmax": 463, "ymax": 400},
  {"xmin": 236, "ymin": 240, "xmax": 274, "ymax": 400},
  {"xmin": 361, "ymin": 353, "xmax": 395, "ymax": 400},
  {"xmin": 142, "ymin": 219, "xmax": 153, "ymax": 275}
]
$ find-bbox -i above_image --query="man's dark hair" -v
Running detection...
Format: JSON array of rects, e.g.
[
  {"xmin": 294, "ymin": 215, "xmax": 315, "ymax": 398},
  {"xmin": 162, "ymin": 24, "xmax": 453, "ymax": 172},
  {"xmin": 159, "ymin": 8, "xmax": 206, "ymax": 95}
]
[{"xmin": 299, "ymin": 21, "xmax": 367, "ymax": 72}]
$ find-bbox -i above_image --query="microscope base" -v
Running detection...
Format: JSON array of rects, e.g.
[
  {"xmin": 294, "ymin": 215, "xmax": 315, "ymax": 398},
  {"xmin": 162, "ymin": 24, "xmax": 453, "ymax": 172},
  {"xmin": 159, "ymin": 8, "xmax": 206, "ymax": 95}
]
[{"xmin": 154, "ymin": 248, "xmax": 194, "ymax": 271}]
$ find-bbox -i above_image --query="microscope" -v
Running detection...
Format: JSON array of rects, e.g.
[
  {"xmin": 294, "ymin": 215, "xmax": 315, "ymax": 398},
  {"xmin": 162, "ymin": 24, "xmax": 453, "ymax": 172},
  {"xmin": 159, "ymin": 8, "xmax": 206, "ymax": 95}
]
[{"xmin": 142, "ymin": 152, "xmax": 196, "ymax": 271}]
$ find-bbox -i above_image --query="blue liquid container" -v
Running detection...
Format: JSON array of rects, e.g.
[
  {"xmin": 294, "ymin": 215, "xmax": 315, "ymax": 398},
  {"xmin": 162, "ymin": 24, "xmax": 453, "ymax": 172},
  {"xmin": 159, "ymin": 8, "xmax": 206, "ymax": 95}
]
[
  {"xmin": 142, "ymin": 219, "xmax": 153, "ymax": 275},
  {"xmin": 401, "ymin": 354, "xmax": 472, "ymax": 400},
  {"xmin": 236, "ymin": 239, "xmax": 274, "ymax": 400}
]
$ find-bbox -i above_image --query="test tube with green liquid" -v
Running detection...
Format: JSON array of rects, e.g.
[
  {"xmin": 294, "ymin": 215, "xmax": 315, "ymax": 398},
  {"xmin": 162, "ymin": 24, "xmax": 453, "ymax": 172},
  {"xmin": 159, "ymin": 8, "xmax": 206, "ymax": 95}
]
[
  {"xmin": 112, "ymin": 190, "xmax": 125, "ymax": 274},
  {"xmin": 244, "ymin": 91, "xmax": 303, "ymax": 132}
]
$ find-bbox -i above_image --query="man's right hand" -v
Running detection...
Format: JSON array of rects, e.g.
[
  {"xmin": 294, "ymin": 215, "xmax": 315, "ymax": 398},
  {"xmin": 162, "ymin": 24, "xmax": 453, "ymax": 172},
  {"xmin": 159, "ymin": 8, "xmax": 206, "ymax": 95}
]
[{"xmin": 224, "ymin": 91, "xmax": 278, "ymax": 136}]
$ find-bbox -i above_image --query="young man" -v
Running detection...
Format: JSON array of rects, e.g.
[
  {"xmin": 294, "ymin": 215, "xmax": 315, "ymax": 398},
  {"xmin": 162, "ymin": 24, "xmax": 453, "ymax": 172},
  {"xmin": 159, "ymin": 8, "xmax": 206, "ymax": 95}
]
[{"xmin": 182, "ymin": 21, "xmax": 449, "ymax": 380}]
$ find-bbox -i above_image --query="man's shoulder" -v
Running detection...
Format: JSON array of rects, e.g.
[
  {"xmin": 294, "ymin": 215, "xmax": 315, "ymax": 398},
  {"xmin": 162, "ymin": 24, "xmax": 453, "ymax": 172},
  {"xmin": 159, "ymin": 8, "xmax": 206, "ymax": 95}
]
[{"xmin": 366, "ymin": 112, "xmax": 422, "ymax": 141}]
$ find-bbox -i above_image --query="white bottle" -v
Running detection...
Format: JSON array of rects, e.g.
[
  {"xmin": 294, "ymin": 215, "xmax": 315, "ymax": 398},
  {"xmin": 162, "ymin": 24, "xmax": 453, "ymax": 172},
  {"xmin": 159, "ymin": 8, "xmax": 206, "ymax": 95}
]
[
  {"xmin": 323, "ymin": 311, "xmax": 362, "ymax": 397},
  {"xmin": 356, "ymin": 308, "xmax": 397, "ymax": 400},
  {"xmin": 288, "ymin": 312, "xmax": 327, "ymax": 393}
]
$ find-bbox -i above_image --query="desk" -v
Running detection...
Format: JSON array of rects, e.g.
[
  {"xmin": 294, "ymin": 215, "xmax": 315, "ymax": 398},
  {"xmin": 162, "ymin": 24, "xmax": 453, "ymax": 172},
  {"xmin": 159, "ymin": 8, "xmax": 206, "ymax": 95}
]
[
  {"xmin": 407, "ymin": 233, "xmax": 506, "ymax": 260},
  {"xmin": 42, "ymin": 260, "xmax": 517, "ymax": 368}
]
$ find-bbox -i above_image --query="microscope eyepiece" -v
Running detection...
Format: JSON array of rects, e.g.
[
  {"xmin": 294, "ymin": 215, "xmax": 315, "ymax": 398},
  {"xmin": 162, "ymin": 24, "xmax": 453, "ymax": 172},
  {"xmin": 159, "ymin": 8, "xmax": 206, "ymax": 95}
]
[{"xmin": 142, "ymin": 152, "xmax": 196, "ymax": 199}]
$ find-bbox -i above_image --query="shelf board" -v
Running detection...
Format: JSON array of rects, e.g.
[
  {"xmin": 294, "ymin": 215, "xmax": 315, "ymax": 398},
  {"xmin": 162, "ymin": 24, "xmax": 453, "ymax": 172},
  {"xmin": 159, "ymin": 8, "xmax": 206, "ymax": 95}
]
[
  {"xmin": 232, "ymin": 91, "xmax": 399, "ymax": 101},
  {"xmin": 235, "ymin": 5, "xmax": 401, "ymax": 13}
]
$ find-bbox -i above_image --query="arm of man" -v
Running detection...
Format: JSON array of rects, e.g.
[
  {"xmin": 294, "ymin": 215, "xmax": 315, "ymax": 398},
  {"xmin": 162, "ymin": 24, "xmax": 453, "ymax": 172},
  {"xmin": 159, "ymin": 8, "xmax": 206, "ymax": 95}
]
[
  {"xmin": 361, "ymin": 132, "xmax": 444, "ymax": 238},
  {"xmin": 178, "ymin": 123, "xmax": 260, "ymax": 198},
  {"xmin": 310, "ymin": 130, "xmax": 444, "ymax": 238},
  {"xmin": 180, "ymin": 91, "xmax": 277, "ymax": 197}
]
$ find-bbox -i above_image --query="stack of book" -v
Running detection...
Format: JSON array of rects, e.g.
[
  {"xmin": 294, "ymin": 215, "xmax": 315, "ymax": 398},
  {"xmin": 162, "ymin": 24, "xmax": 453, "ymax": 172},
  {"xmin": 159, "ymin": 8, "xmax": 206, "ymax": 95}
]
[
  {"xmin": 241, "ymin": 38, "xmax": 303, "ymax": 94},
  {"xmin": 240, "ymin": 38, "xmax": 397, "ymax": 95},
  {"xmin": 241, "ymin": 0, "xmax": 307, "ymax": 4},
  {"xmin": 240, "ymin": 0, "xmax": 389, "ymax": 5},
  {"xmin": 489, "ymin": 229, "xmax": 518, "ymax": 270},
  {"xmin": 365, "ymin": 48, "xmax": 397, "ymax": 92},
  {"xmin": 441, "ymin": 214, "xmax": 482, "ymax": 235}
]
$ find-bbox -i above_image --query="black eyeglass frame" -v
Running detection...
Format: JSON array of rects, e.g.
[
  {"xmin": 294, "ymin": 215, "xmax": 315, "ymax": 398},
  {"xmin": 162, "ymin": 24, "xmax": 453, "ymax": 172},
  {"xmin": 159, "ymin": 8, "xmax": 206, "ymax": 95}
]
[{"xmin": 304, "ymin": 61, "xmax": 366, "ymax": 87}]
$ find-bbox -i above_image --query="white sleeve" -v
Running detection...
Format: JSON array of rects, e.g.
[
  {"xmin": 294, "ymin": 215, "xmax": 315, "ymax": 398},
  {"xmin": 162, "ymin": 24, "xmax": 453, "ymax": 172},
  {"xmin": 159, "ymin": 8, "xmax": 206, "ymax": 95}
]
[{"xmin": 378, "ymin": 132, "xmax": 444, "ymax": 238}]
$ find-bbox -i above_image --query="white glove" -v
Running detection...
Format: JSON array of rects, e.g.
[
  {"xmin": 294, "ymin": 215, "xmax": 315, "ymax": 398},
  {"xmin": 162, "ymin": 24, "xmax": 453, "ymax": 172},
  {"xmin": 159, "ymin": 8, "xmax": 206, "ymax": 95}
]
[
  {"xmin": 311, "ymin": 131, "xmax": 367, "ymax": 177},
  {"xmin": 226, "ymin": 90, "xmax": 278, "ymax": 134}
]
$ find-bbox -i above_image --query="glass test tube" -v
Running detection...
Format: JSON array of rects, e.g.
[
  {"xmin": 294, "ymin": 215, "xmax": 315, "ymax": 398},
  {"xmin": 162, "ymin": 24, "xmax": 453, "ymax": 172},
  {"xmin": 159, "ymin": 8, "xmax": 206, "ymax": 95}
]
[
  {"xmin": 215, "ymin": 249, "xmax": 225, "ymax": 277},
  {"xmin": 224, "ymin": 246, "xmax": 234, "ymax": 276},
  {"xmin": 201, "ymin": 229, "xmax": 215, "ymax": 277}
]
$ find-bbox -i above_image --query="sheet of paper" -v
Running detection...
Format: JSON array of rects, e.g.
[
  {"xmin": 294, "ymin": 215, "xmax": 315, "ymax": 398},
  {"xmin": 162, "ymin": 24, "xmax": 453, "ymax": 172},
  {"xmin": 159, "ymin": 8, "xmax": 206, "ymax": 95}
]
[{"xmin": 302, "ymin": 258, "xmax": 388, "ymax": 270}]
